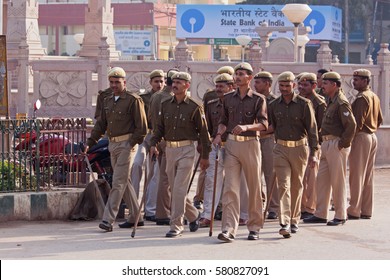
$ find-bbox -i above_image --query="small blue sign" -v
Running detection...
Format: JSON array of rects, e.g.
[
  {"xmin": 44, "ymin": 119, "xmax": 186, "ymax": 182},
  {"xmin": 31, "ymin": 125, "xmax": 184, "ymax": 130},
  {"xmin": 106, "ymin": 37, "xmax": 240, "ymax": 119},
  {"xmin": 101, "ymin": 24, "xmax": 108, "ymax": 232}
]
[
  {"xmin": 144, "ymin": 40, "xmax": 151, "ymax": 47},
  {"xmin": 304, "ymin": 10, "xmax": 326, "ymax": 35}
]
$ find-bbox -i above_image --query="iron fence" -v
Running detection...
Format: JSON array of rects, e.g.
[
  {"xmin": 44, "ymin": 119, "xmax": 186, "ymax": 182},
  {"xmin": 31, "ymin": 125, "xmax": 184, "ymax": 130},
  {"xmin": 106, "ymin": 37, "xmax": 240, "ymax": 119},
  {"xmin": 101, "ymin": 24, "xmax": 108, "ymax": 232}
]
[{"xmin": 0, "ymin": 118, "xmax": 87, "ymax": 193}]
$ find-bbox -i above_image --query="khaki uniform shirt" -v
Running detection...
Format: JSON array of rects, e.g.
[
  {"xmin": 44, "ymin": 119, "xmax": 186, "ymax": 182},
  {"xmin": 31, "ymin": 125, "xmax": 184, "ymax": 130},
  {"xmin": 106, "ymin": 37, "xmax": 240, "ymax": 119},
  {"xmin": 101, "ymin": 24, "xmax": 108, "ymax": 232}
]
[
  {"xmin": 139, "ymin": 89, "xmax": 157, "ymax": 129},
  {"xmin": 149, "ymin": 87, "xmax": 173, "ymax": 131},
  {"xmin": 352, "ymin": 88, "xmax": 383, "ymax": 134},
  {"xmin": 87, "ymin": 90, "xmax": 147, "ymax": 148},
  {"xmin": 265, "ymin": 92, "xmax": 277, "ymax": 127},
  {"xmin": 150, "ymin": 95, "xmax": 211, "ymax": 159},
  {"xmin": 203, "ymin": 90, "xmax": 218, "ymax": 112},
  {"xmin": 94, "ymin": 88, "xmax": 112, "ymax": 120},
  {"xmin": 321, "ymin": 89, "xmax": 356, "ymax": 148},
  {"xmin": 308, "ymin": 92, "xmax": 327, "ymax": 132},
  {"xmin": 206, "ymin": 98, "xmax": 227, "ymax": 141},
  {"xmin": 219, "ymin": 89, "xmax": 268, "ymax": 137},
  {"xmin": 269, "ymin": 92, "xmax": 319, "ymax": 156}
]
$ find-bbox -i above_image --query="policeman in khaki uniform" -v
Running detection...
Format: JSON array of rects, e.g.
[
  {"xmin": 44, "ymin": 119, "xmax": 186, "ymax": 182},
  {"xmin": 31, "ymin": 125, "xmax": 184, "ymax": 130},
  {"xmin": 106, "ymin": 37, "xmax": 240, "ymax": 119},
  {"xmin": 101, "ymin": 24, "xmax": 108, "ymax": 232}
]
[
  {"xmin": 130, "ymin": 69, "xmax": 165, "ymax": 222},
  {"xmin": 268, "ymin": 71, "xmax": 319, "ymax": 238},
  {"xmin": 150, "ymin": 72, "xmax": 211, "ymax": 238},
  {"xmin": 304, "ymin": 72, "xmax": 356, "ymax": 226},
  {"xmin": 214, "ymin": 62, "xmax": 268, "ymax": 242},
  {"xmin": 347, "ymin": 69, "xmax": 383, "ymax": 220},
  {"xmin": 199, "ymin": 73, "xmax": 235, "ymax": 227},
  {"xmin": 297, "ymin": 73, "xmax": 327, "ymax": 219},
  {"xmin": 253, "ymin": 71, "xmax": 279, "ymax": 220},
  {"xmin": 86, "ymin": 67, "xmax": 148, "ymax": 232},
  {"xmin": 95, "ymin": 88, "xmax": 112, "ymax": 121},
  {"xmin": 150, "ymin": 69, "xmax": 177, "ymax": 225},
  {"xmin": 193, "ymin": 65, "xmax": 236, "ymax": 210}
]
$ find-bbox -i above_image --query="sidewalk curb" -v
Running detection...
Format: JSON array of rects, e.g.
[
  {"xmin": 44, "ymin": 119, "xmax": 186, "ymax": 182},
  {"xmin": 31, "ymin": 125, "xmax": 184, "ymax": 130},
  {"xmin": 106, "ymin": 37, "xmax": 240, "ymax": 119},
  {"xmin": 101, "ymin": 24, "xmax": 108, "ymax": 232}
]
[{"xmin": 0, "ymin": 189, "xmax": 83, "ymax": 222}]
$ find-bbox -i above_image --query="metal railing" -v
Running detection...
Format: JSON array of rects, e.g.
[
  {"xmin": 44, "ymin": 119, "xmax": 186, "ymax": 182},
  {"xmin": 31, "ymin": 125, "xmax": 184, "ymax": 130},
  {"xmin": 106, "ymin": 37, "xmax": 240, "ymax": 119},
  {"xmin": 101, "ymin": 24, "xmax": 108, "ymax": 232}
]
[{"xmin": 0, "ymin": 118, "xmax": 87, "ymax": 193}]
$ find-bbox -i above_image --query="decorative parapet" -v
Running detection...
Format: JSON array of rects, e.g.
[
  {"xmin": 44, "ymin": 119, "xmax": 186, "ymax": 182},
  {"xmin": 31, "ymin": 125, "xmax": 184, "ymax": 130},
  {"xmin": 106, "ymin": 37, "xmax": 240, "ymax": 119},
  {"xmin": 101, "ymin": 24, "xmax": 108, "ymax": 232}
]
[
  {"xmin": 316, "ymin": 41, "xmax": 332, "ymax": 69},
  {"xmin": 174, "ymin": 39, "xmax": 190, "ymax": 66},
  {"xmin": 78, "ymin": 0, "xmax": 120, "ymax": 59},
  {"xmin": 249, "ymin": 42, "xmax": 263, "ymax": 73},
  {"xmin": 6, "ymin": 0, "xmax": 45, "ymax": 59}
]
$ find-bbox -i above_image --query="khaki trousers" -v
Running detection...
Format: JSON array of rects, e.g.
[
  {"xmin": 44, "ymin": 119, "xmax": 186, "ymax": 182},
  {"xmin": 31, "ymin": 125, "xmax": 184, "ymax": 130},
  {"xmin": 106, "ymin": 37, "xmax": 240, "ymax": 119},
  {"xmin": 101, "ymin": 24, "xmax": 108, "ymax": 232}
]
[
  {"xmin": 315, "ymin": 138, "xmax": 350, "ymax": 220},
  {"xmin": 102, "ymin": 141, "xmax": 140, "ymax": 224},
  {"xmin": 273, "ymin": 143, "xmax": 308, "ymax": 226},
  {"xmin": 203, "ymin": 145, "xmax": 225, "ymax": 220},
  {"xmin": 165, "ymin": 144, "xmax": 199, "ymax": 232},
  {"xmin": 130, "ymin": 133, "xmax": 152, "ymax": 197},
  {"xmin": 348, "ymin": 132, "xmax": 378, "ymax": 217},
  {"xmin": 221, "ymin": 139, "xmax": 263, "ymax": 236},
  {"xmin": 194, "ymin": 168, "xmax": 206, "ymax": 202},
  {"xmin": 155, "ymin": 149, "xmax": 171, "ymax": 219},
  {"xmin": 301, "ymin": 149, "xmax": 321, "ymax": 214},
  {"xmin": 260, "ymin": 136, "xmax": 279, "ymax": 214}
]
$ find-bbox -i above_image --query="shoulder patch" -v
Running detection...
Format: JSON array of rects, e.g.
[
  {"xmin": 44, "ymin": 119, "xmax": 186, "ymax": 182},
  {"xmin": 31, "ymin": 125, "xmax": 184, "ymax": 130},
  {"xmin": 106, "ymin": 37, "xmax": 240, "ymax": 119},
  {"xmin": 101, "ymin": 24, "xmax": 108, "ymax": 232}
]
[{"xmin": 207, "ymin": 98, "xmax": 219, "ymax": 105}]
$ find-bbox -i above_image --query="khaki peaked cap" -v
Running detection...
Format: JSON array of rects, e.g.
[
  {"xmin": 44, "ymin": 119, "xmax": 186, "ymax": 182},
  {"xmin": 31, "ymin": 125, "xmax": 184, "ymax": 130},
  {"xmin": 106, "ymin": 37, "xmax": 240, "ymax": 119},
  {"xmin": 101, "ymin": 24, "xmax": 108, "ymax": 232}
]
[
  {"xmin": 254, "ymin": 71, "xmax": 273, "ymax": 80},
  {"xmin": 277, "ymin": 71, "xmax": 295, "ymax": 82},
  {"xmin": 353, "ymin": 69, "xmax": 371, "ymax": 78},
  {"xmin": 172, "ymin": 72, "xmax": 191, "ymax": 82},
  {"xmin": 217, "ymin": 66, "xmax": 235, "ymax": 75},
  {"xmin": 108, "ymin": 67, "xmax": 126, "ymax": 78},
  {"xmin": 149, "ymin": 69, "xmax": 165, "ymax": 79},
  {"xmin": 214, "ymin": 73, "xmax": 234, "ymax": 84},
  {"xmin": 234, "ymin": 62, "xmax": 253, "ymax": 73},
  {"xmin": 299, "ymin": 73, "xmax": 317, "ymax": 83},
  {"xmin": 322, "ymin": 71, "xmax": 341, "ymax": 81}
]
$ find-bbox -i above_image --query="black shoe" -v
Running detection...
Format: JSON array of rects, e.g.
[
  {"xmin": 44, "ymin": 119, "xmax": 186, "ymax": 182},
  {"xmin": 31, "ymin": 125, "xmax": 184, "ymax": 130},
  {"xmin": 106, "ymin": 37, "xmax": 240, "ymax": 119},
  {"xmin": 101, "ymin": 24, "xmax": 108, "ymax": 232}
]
[
  {"xmin": 291, "ymin": 224, "xmax": 299, "ymax": 233},
  {"xmin": 327, "ymin": 218, "xmax": 346, "ymax": 226},
  {"xmin": 99, "ymin": 221, "xmax": 113, "ymax": 232},
  {"xmin": 360, "ymin": 215, "xmax": 371, "ymax": 219},
  {"xmin": 347, "ymin": 214, "xmax": 360, "ymax": 220},
  {"xmin": 156, "ymin": 218, "xmax": 170, "ymax": 225},
  {"xmin": 300, "ymin": 211, "xmax": 314, "ymax": 219},
  {"xmin": 165, "ymin": 230, "xmax": 183, "ymax": 238},
  {"xmin": 194, "ymin": 200, "xmax": 203, "ymax": 210},
  {"xmin": 118, "ymin": 221, "xmax": 145, "ymax": 228},
  {"xmin": 144, "ymin": 215, "xmax": 156, "ymax": 222},
  {"xmin": 217, "ymin": 231, "xmax": 235, "ymax": 243},
  {"xmin": 303, "ymin": 215, "xmax": 327, "ymax": 223},
  {"xmin": 248, "ymin": 231, "xmax": 260, "ymax": 240},
  {"xmin": 189, "ymin": 212, "xmax": 201, "ymax": 232},
  {"xmin": 279, "ymin": 224, "xmax": 291, "ymax": 238},
  {"xmin": 267, "ymin": 212, "xmax": 278, "ymax": 219}
]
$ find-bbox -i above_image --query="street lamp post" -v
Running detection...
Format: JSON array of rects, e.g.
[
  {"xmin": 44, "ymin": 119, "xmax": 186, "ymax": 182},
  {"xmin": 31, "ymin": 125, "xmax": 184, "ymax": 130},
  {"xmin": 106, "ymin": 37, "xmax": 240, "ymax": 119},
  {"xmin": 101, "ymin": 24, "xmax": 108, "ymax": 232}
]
[
  {"xmin": 235, "ymin": 35, "xmax": 252, "ymax": 62},
  {"xmin": 281, "ymin": 4, "xmax": 312, "ymax": 63}
]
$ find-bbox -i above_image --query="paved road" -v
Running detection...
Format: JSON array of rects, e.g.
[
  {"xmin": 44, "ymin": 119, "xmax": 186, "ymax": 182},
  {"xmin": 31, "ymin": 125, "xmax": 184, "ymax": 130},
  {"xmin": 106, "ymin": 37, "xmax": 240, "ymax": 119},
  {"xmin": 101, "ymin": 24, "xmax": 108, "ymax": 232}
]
[{"xmin": 1, "ymin": 168, "xmax": 390, "ymax": 261}]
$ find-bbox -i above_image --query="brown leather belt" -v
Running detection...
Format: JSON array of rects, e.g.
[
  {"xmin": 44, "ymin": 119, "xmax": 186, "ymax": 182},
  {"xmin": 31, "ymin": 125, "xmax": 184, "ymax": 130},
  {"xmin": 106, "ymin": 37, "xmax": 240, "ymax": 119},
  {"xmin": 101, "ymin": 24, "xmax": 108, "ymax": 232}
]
[
  {"xmin": 166, "ymin": 140, "xmax": 193, "ymax": 148},
  {"xmin": 322, "ymin": 135, "xmax": 338, "ymax": 141},
  {"xmin": 228, "ymin": 134, "xmax": 258, "ymax": 142},
  {"xmin": 109, "ymin": 133, "xmax": 132, "ymax": 143},
  {"xmin": 277, "ymin": 138, "xmax": 307, "ymax": 147}
]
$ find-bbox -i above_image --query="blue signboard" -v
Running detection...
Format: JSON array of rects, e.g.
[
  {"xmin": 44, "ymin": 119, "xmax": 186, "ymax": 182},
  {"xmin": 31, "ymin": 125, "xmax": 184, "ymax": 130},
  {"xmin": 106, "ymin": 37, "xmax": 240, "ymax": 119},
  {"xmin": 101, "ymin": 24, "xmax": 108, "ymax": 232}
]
[{"xmin": 176, "ymin": 5, "xmax": 342, "ymax": 42}]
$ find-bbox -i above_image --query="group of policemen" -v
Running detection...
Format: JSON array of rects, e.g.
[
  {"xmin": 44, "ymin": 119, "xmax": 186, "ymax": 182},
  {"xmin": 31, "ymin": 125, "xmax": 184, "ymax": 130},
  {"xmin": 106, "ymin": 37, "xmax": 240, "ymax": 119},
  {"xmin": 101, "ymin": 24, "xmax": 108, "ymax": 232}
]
[{"xmin": 86, "ymin": 62, "xmax": 383, "ymax": 242}]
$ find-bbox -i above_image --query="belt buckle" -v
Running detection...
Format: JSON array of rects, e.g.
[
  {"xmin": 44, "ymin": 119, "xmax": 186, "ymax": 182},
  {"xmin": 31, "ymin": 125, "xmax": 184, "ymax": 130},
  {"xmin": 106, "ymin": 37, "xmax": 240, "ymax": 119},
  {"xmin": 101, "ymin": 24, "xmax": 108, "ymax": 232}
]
[{"xmin": 286, "ymin": 141, "xmax": 294, "ymax": 147}]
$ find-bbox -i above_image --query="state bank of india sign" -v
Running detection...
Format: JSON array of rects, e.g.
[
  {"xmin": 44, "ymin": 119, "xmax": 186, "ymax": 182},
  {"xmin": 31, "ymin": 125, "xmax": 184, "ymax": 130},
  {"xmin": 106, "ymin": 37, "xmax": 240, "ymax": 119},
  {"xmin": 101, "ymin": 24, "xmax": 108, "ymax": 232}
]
[{"xmin": 177, "ymin": 5, "xmax": 342, "ymax": 43}]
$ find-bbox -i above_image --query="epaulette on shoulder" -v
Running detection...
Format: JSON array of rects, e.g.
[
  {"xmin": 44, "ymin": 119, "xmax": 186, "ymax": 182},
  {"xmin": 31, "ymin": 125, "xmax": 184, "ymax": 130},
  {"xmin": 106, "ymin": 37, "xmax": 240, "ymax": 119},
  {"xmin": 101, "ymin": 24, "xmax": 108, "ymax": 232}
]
[
  {"xmin": 98, "ymin": 88, "xmax": 112, "ymax": 96},
  {"xmin": 189, "ymin": 97, "xmax": 203, "ymax": 107},
  {"xmin": 296, "ymin": 94, "xmax": 311, "ymax": 104},
  {"xmin": 127, "ymin": 91, "xmax": 142, "ymax": 100},
  {"xmin": 207, "ymin": 98, "xmax": 219, "ymax": 105},
  {"xmin": 336, "ymin": 93, "xmax": 349, "ymax": 105}
]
